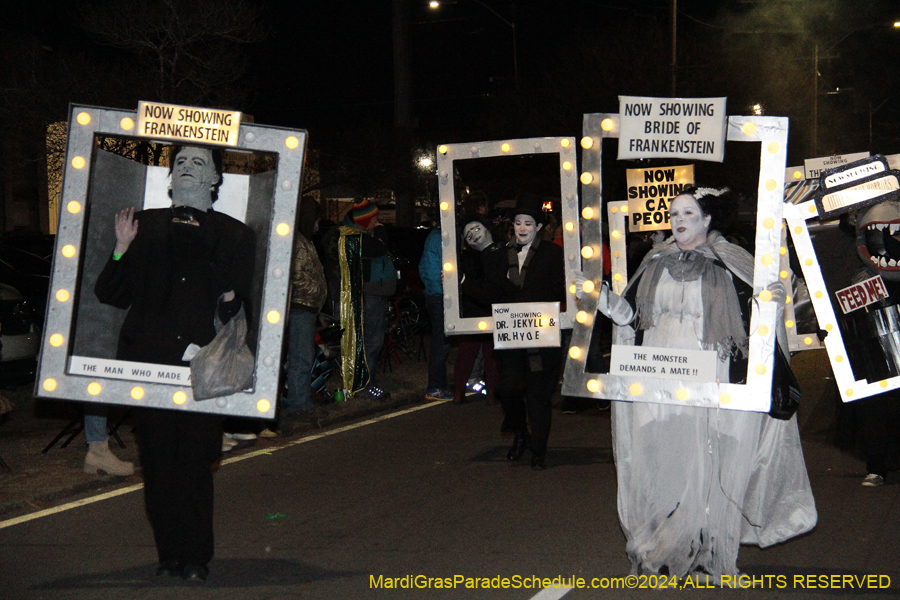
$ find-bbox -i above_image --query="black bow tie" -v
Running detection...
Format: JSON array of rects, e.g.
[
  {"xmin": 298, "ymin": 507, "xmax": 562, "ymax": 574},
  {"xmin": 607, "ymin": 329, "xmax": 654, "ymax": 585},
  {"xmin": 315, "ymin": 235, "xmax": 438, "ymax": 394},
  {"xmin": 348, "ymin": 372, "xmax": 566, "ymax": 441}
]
[{"xmin": 515, "ymin": 243, "xmax": 526, "ymax": 252}]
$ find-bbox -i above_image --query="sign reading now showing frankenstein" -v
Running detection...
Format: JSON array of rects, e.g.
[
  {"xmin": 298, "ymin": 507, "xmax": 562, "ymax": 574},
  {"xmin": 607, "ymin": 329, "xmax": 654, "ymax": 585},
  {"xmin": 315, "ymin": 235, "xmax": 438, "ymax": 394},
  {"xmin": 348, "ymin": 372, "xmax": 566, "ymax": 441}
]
[
  {"xmin": 137, "ymin": 101, "xmax": 242, "ymax": 147},
  {"xmin": 626, "ymin": 165, "xmax": 694, "ymax": 232},
  {"xmin": 492, "ymin": 302, "xmax": 561, "ymax": 350},
  {"xmin": 618, "ymin": 96, "xmax": 727, "ymax": 163}
]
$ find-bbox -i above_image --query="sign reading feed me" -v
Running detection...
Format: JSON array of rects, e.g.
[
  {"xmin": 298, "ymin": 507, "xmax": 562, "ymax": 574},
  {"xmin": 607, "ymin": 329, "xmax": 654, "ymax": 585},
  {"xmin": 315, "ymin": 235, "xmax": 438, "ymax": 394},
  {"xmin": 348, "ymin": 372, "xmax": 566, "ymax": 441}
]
[
  {"xmin": 610, "ymin": 345, "xmax": 718, "ymax": 382},
  {"xmin": 492, "ymin": 302, "xmax": 561, "ymax": 349},
  {"xmin": 618, "ymin": 96, "xmax": 727, "ymax": 162}
]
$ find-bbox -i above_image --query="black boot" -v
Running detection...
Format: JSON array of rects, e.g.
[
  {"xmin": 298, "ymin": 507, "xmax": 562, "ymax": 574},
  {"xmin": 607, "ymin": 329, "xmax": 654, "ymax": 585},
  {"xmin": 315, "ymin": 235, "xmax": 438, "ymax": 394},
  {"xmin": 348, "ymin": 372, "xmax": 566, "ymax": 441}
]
[
  {"xmin": 531, "ymin": 452, "xmax": 546, "ymax": 470},
  {"xmin": 507, "ymin": 431, "xmax": 529, "ymax": 461}
]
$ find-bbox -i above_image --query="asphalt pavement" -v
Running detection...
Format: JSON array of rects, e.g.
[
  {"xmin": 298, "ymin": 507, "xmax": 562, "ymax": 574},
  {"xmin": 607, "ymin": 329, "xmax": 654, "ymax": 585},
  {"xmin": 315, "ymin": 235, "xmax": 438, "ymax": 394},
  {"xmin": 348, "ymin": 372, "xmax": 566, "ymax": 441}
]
[{"xmin": 0, "ymin": 348, "xmax": 898, "ymax": 599}]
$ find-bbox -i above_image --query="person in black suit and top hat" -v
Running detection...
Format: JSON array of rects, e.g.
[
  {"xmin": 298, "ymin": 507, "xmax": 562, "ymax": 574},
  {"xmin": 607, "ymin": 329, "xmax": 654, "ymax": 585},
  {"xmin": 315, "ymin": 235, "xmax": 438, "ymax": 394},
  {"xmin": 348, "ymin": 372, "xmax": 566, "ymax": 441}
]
[{"xmin": 477, "ymin": 193, "xmax": 566, "ymax": 469}]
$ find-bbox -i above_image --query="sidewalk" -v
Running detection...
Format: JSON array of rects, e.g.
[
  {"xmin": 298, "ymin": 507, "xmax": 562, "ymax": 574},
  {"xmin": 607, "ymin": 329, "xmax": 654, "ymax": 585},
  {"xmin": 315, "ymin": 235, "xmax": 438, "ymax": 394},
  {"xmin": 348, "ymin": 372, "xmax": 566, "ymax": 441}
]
[{"xmin": 0, "ymin": 348, "xmax": 433, "ymax": 521}]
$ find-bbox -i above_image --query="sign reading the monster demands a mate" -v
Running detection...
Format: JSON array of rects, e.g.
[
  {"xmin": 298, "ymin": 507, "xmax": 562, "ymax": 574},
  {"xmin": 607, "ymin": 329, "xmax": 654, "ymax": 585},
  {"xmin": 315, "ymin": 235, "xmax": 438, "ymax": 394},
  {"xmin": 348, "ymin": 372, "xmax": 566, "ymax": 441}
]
[
  {"xmin": 618, "ymin": 96, "xmax": 727, "ymax": 163},
  {"xmin": 137, "ymin": 101, "xmax": 242, "ymax": 147}
]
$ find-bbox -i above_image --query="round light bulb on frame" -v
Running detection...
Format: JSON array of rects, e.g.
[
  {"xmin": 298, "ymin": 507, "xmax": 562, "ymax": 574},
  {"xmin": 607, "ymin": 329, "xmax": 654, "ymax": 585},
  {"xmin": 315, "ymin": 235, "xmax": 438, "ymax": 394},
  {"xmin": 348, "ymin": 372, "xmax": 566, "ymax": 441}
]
[
  {"xmin": 43, "ymin": 379, "xmax": 57, "ymax": 392},
  {"xmin": 440, "ymin": 201, "xmax": 449, "ymax": 211},
  {"xmin": 562, "ymin": 161, "xmax": 572, "ymax": 171},
  {"xmin": 581, "ymin": 207, "xmax": 594, "ymax": 219},
  {"xmin": 676, "ymin": 389, "xmax": 689, "ymax": 401},
  {"xmin": 438, "ymin": 145, "xmax": 448, "ymax": 154},
  {"xmin": 478, "ymin": 321, "xmax": 488, "ymax": 330},
  {"xmin": 276, "ymin": 223, "xmax": 290, "ymax": 236},
  {"xmin": 501, "ymin": 143, "xmax": 511, "ymax": 152},
  {"xmin": 581, "ymin": 246, "xmax": 594, "ymax": 259},
  {"xmin": 587, "ymin": 379, "xmax": 601, "ymax": 393},
  {"xmin": 285, "ymin": 136, "xmax": 299, "ymax": 149},
  {"xmin": 560, "ymin": 138, "xmax": 570, "ymax": 148},
  {"xmin": 564, "ymin": 222, "xmax": 575, "ymax": 231},
  {"xmin": 49, "ymin": 334, "xmax": 64, "ymax": 347},
  {"xmin": 173, "ymin": 391, "xmax": 187, "ymax": 405},
  {"xmin": 580, "ymin": 173, "xmax": 594, "ymax": 185},
  {"xmin": 576, "ymin": 311, "xmax": 588, "ymax": 323},
  {"xmin": 76, "ymin": 112, "xmax": 91, "ymax": 125},
  {"xmin": 267, "ymin": 310, "xmax": 281, "ymax": 324},
  {"xmin": 759, "ymin": 289, "xmax": 772, "ymax": 302},
  {"xmin": 131, "ymin": 387, "xmax": 145, "ymax": 400},
  {"xmin": 443, "ymin": 262, "xmax": 453, "ymax": 272},
  {"xmin": 56, "ymin": 289, "xmax": 70, "ymax": 302},
  {"xmin": 120, "ymin": 117, "xmax": 134, "ymax": 130},
  {"xmin": 582, "ymin": 280, "xmax": 595, "ymax": 294},
  {"xmin": 600, "ymin": 119, "xmax": 614, "ymax": 132},
  {"xmin": 72, "ymin": 156, "xmax": 86, "ymax": 169},
  {"xmin": 257, "ymin": 399, "xmax": 271, "ymax": 412},
  {"xmin": 87, "ymin": 382, "xmax": 102, "ymax": 395},
  {"xmin": 786, "ymin": 320, "xmax": 795, "ymax": 328},
  {"xmin": 580, "ymin": 137, "xmax": 594, "ymax": 149},
  {"xmin": 67, "ymin": 201, "xmax": 81, "ymax": 214},
  {"xmin": 568, "ymin": 346, "xmax": 582, "ymax": 359},
  {"xmin": 629, "ymin": 383, "xmax": 642, "ymax": 396},
  {"xmin": 62, "ymin": 245, "xmax": 76, "ymax": 258}
]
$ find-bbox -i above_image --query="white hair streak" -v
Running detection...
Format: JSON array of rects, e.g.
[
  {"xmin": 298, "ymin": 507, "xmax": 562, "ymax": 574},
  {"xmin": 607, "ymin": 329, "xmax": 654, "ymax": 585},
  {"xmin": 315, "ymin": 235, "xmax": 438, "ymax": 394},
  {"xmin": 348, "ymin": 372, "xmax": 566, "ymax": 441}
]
[{"xmin": 693, "ymin": 187, "xmax": 730, "ymax": 200}]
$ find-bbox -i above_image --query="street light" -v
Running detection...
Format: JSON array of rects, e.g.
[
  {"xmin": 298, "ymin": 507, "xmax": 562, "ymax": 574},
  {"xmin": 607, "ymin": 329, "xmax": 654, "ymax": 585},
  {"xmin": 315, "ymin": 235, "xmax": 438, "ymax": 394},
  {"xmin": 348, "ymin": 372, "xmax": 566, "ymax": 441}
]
[{"xmin": 428, "ymin": 0, "xmax": 518, "ymax": 90}]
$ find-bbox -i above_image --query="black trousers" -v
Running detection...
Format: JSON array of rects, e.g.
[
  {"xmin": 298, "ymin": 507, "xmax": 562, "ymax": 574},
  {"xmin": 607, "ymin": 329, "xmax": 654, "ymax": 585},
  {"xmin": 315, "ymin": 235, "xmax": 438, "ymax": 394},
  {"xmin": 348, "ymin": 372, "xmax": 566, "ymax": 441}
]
[
  {"xmin": 861, "ymin": 392, "xmax": 900, "ymax": 477},
  {"xmin": 134, "ymin": 407, "xmax": 222, "ymax": 566},
  {"xmin": 497, "ymin": 347, "xmax": 562, "ymax": 457}
]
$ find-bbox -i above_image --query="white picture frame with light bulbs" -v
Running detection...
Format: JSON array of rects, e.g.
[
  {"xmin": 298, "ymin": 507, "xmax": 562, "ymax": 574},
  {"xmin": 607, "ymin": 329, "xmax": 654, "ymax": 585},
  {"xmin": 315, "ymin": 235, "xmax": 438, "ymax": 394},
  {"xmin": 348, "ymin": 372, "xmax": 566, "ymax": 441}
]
[
  {"xmin": 562, "ymin": 113, "xmax": 788, "ymax": 413},
  {"xmin": 34, "ymin": 103, "xmax": 307, "ymax": 419},
  {"xmin": 435, "ymin": 137, "xmax": 581, "ymax": 336}
]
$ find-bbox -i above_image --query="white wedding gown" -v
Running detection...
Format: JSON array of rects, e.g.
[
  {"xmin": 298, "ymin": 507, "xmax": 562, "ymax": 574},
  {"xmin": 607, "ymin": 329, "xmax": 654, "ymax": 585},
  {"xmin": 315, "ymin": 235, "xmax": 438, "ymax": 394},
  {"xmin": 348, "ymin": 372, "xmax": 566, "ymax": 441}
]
[{"xmin": 610, "ymin": 267, "xmax": 817, "ymax": 580}]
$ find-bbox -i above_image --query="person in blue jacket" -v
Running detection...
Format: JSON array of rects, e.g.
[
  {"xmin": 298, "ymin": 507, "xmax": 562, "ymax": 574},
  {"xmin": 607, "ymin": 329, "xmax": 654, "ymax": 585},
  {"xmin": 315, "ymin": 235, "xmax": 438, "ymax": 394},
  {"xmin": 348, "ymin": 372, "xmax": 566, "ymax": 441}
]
[{"xmin": 420, "ymin": 226, "xmax": 452, "ymax": 400}]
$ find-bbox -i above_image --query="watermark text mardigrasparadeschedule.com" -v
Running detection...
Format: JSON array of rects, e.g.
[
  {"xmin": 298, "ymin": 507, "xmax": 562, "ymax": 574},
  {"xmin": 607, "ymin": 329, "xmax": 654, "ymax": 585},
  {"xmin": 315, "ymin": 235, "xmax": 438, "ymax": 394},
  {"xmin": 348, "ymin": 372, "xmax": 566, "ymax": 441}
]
[{"xmin": 370, "ymin": 573, "xmax": 893, "ymax": 591}]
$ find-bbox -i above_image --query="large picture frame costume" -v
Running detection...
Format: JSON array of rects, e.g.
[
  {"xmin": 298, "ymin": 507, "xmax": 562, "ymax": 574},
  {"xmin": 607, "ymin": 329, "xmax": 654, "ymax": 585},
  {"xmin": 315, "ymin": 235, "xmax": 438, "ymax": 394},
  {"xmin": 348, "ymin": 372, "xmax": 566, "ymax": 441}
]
[
  {"xmin": 435, "ymin": 137, "xmax": 581, "ymax": 335},
  {"xmin": 783, "ymin": 153, "xmax": 900, "ymax": 402},
  {"xmin": 35, "ymin": 102, "xmax": 307, "ymax": 419},
  {"xmin": 563, "ymin": 108, "xmax": 788, "ymax": 413}
]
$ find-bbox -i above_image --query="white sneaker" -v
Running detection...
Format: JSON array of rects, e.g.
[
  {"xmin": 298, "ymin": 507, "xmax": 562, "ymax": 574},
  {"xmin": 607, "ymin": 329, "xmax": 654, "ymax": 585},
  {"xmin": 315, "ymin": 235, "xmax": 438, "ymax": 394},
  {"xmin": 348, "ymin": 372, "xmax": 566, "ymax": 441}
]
[
  {"xmin": 224, "ymin": 432, "xmax": 257, "ymax": 441},
  {"xmin": 862, "ymin": 473, "xmax": 885, "ymax": 487},
  {"xmin": 222, "ymin": 435, "xmax": 238, "ymax": 452}
]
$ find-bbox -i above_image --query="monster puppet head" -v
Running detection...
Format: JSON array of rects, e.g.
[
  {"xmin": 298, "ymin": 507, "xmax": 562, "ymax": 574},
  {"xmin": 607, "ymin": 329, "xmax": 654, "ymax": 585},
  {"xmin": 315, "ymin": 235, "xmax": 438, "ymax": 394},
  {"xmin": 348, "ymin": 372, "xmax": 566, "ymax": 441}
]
[{"xmin": 857, "ymin": 200, "xmax": 900, "ymax": 281}]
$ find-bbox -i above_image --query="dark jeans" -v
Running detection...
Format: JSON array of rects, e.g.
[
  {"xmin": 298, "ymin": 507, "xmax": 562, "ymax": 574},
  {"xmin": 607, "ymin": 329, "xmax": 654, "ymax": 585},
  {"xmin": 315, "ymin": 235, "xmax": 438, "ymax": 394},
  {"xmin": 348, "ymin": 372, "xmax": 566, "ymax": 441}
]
[
  {"xmin": 497, "ymin": 347, "xmax": 562, "ymax": 457},
  {"xmin": 363, "ymin": 294, "xmax": 388, "ymax": 387},
  {"xmin": 425, "ymin": 295, "xmax": 451, "ymax": 390},
  {"xmin": 134, "ymin": 408, "xmax": 223, "ymax": 566}
]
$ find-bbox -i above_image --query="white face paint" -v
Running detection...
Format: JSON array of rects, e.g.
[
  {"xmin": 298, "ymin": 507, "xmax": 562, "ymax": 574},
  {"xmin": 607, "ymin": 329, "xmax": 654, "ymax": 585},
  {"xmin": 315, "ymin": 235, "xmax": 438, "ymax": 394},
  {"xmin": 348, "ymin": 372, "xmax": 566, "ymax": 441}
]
[
  {"xmin": 669, "ymin": 194, "xmax": 711, "ymax": 251},
  {"xmin": 463, "ymin": 221, "xmax": 493, "ymax": 251},
  {"xmin": 513, "ymin": 214, "xmax": 542, "ymax": 247},
  {"xmin": 170, "ymin": 146, "xmax": 219, "ymax": 210}
]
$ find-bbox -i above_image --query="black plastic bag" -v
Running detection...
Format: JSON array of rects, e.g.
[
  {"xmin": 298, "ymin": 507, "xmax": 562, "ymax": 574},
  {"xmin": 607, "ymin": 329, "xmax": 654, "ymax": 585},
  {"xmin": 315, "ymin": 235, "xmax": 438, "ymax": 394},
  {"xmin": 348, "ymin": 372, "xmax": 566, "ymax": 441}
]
[{"xmin": 769, "ymin": 344, "xmax": 800, "ymax": 420}]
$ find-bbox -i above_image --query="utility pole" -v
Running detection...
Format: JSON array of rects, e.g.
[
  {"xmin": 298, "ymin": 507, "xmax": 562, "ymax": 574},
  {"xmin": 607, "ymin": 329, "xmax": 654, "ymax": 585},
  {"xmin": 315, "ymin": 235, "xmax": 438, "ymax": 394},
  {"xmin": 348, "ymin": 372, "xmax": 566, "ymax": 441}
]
[{"xmin": 670, "ymin": 0, "xmax": 677, "ymax": 97}]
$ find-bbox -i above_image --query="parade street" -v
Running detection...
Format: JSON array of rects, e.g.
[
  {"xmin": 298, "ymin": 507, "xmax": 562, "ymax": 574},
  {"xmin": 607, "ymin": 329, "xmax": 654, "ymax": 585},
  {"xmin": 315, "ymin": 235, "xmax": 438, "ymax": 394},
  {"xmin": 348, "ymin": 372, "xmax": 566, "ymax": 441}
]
[{"xmin": 0, "ymin": 351, "xmax": 898, "ymax": 599}]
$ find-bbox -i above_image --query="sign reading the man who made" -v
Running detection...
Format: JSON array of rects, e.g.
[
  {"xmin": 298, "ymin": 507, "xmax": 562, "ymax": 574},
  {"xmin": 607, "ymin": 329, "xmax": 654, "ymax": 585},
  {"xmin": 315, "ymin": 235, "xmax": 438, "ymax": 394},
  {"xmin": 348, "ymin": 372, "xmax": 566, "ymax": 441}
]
[
  {"xmin": 69, "ymin": 357, "xmax": 191, "ymax": 386},
  {"xmin": 814, "ymin": 155, "xmax": 900, "ymax": 219},
  {"xmin": 492, "ymin": 302, "xmax": 560, "ymax": 349},
  {"xmin": 626, "ymin": 165, "xmax": 695, "ymax": 232},
  {"xmin": 835, "ymin": 275, "xmax": 890, "ymax": 314},
  {"xmin": 137, "ymin": 101, "xmax": 242, "ymax": 147},
  {"xmin": 609, "ymin": 345, "xmax": 718, "ymax": 382},
  {"xmin": 617, "ymin": 96, "xmax": 727, "ymax": 163}
]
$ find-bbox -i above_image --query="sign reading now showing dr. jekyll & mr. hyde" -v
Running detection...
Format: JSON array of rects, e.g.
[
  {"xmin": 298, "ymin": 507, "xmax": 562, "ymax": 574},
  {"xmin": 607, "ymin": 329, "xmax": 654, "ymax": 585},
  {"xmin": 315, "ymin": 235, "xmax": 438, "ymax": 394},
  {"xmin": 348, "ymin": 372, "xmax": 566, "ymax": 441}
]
[
  {"xmin": 492, "ymin": 302, "xmax": 560, "ymax": 350},
  {"xmin": 618, "ymin": 96, "xmax": 727, "ymax": 162},
  {"xmin": 626, "ymin": 165, "xmax": 694, "ymax": 232},
  {"xmin": 610, "ymin": 345, "xmax": 718, "ymax": 382}
]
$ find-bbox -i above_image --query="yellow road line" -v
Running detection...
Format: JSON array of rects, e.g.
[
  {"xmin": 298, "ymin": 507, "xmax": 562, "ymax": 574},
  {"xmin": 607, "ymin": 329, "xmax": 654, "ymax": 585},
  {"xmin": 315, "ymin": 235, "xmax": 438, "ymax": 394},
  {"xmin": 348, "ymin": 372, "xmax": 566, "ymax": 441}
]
[{"xmin": 0, "ymin": 400, "xmax": 448, "ymax": 530}]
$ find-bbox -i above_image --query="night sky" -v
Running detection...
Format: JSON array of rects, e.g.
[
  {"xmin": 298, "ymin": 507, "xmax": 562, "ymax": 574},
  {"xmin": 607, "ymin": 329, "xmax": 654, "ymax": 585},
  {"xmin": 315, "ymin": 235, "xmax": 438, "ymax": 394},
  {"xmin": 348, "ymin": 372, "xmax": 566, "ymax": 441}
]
[{"xmin": 6, "ymin": 0, "xmax": 900, "ymax": 166}]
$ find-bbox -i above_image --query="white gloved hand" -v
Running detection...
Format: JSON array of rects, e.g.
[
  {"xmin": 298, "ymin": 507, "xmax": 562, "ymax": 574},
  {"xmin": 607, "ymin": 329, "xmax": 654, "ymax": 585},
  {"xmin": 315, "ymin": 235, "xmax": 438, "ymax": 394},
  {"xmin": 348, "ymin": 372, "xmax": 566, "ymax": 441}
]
[
  {"xmin": 766, "ymin": 281, "xmax": 786, "ymax": 304},
  {"xmin": 597, "ymin": 281, "xmax": 610, "ymax": 317},
  {"xmin": 574, "ymin": 272, "xmax": 587, "ymax": 300}
]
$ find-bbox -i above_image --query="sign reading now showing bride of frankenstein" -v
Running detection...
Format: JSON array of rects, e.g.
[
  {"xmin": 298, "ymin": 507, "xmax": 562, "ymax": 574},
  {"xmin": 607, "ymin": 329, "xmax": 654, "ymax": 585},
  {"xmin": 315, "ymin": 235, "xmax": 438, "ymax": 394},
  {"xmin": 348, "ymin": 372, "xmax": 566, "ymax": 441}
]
[
  {"xmin": 618, "ymin": 96, "xmax": 727, "ymax": 162},
  {"xmin": 492, "ymin": 302, "xmax": 560, "ymax": 350},
  {"xmin": 137, "ymin": 101, "xmax": 242, "ymax": 147}
]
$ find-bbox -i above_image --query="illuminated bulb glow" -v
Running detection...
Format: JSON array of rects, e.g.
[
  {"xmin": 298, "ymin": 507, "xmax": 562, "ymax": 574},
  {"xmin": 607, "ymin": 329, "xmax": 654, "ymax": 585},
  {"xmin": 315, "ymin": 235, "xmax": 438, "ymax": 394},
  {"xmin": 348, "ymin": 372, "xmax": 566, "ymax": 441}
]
[
  {"xmin": 880, "ymin": 380, "xmax": 888, "ymax": 388},
  {"xmin": 501, "ymin": 143, "xmax": 511, "ymax": 152},
  {"xmin": 780, "ymin": 247, "xmax": 787, "ymax": 255},
  {"xmin": 826, "ymin": 323, "xmax": 833, "ymax": 331},
  {"xmin": 76, "ymin": 112, "xmax": 91, "ymax": 125},
  {"xmin": 763, "ymin": 217, "xmax": 774, "ymax": 229},
  {"xmin": 786, "ymin": 320, "xmax": 795, "ymax": 328},
  {"xmin": 767, "ymin": 142, "xmax": 779, "ymax": 153},
  {"xmin": 613, "ymin": 273, "xmax": 622, "ymax": 281},
  {"xmin": 276, "ymin": 223, "xmax": 290, "ymax": 236},
  {"xmin": 720, "ymin": 393, "xmax": 731, "ymax": 404},
  {"xmin": 68, "ymin": 201, "xmax": 81, "ymax": 214},
  {"xmin": 581, "ymin": 207, "xmax": 594, "ymax": 219},
  {"xmin": 610, "ymin": 206, "xmax": 618, "ymax": 213},
  {"xmin": 173, "ymin": 391, "xmax": 187, "ymax": 404},
  {"xmin": 759, "ymin": 289, "xmax": 772, "ymax": 302},
  {"xmin": 576, "ymin": 311, "xmax": 588, "ymax": 323},
  {"xmin": 676, "ymin": 389, "xmax": 688, "ymax": 401},
  {"xmin": 62, "ymin": 245, "xmax": 76, "ymax": 258},
  {"xmin": 267, "ymin": 310, "xmax": 281, "ymax": 324},
  {"xmin": 742, "ymin": 123, "xmax": 756, "ymax": 135},
  {"xmin": 580, "ymin": 137, "xmax": 594, "ymax": 149},
  {"xmin": 560, "ymin": 139, "xmax": 570, "ymax": 148},
  {"xmin": 56, "ymin": 289, "xmax": 70, "ymax": 302},
  {"xmin": 846, "ymin": 389, "xmax": 854, "ymax": 397},
  {"xmin": 120, "ymin": 117, "xmax": 134, "ymax": 130},
  {"xmin": 438, "ymin": 145, "xmax": 448, "ymax": 154},
  {"xmin": 72, "ymin": 156, "xmax": 86, "ymax": 169},
  {"xmin": 611, "ymin": 230, "xmax": 621, "ymax": 239},
  {"xmin": 581, "ymin": 246, "xmax": 594, "ymax": 259},
  {"xmin": 815, "ymin": 291, "xmax": 823, "ymax": 299},
  {"xmin": 285, "ymin": 136, "xmax": 299, "ymax": 149},
  {"xmin": 586, "ymin": 379, "xmax": 601, "ymax": 393},
  {"xmin": 443, "ymin": 262, "xmax": 453, "ymax": 272},
  {"xmin": 568, "ymin": 346, "xmax": 582, "ymax": 359},
  {"xmin": 761, "ymin": 254, "xmax": 773, "ymax": 266},
  {"xmin": 87, "ymin": 382, "xmax": 102, "ymax": 395},
  {"xmin": 582, "ymin": 280, "xmax": 595, "ymax": 293},
  {"xmin": 629, "ymin": 383, "xmax": 642, "ymax": 396},
  {"xmin": 804, "ymin": 337, "xmax": 812, "ymax": 345},
  {"xmin": 765, "ymin": 179, "xmax": 777, "ymax": 191},
  {"xmin": 600, "ymin": 119, "xmax": 614, "ymax": 131},
  {"xmin": 757, "ymin": 325, "xmax": 769, "ymax": 336},
  {"xmin": 580, "ymin": 173, "xmax": 594, "ymax": 185},
  {"xmin": 562, "ymin": 161, "xmax": 572, "ymax": 171},
  {"xmin": 131, "ymin": 387, "xmax": 145, "ymax": 400},
  {"xmin": 564, "ymin": 222, "xmax": 574, "ymax": 231},
  {"xmin": 793, "ymin": 170, "xmax": 803, "ymax": 180},
  {"xmin": 257, "ymin": 399, "xmax": 271, "ymax": 412},
  {"xmin": 440, "ymin": 202, "xmax": 449, "ymax": 211},
  {"xmin": 780, "ymin": 270, "xmax": 789, "ymax": 279},
  {"xmin": 836, "ymin": 355, "xmax": 843, "ymax": 362},
  {"xmin": 43, "ymin": 379, "xmax": 57, "ymax": 392},
  {"xmin": 49, "ymin": 334, "xmax": 64, "ymax": 347},
  {"xmin": 569, "ymin": 284, "xmax": 577, "ymax": 294},
  {"xmin": 805, "ymin": 259, "xmax": 813, "ymax": 267},
  {"xmin": 478, "ymin": 321, "xmax": 487, "ymax": 330},
  {"xmin": 755, "ymin": 364, "xmax": 767, "ymax": 375}
]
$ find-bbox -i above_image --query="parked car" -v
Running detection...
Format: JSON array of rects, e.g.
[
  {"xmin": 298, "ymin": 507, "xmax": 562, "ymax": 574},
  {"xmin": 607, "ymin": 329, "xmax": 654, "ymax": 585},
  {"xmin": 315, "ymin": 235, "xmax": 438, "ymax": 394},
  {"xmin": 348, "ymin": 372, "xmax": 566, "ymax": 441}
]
[{"xmin": 0, "ymin": 283, "xmax": 40, "ymax": 383}]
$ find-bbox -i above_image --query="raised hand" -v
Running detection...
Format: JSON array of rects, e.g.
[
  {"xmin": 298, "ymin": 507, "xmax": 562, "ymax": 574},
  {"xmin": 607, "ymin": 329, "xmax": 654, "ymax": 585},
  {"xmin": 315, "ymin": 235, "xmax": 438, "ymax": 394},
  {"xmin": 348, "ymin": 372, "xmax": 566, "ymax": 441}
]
[{"xmin": 114, "ymin": 207, "xmax": 139, "ymax": 255}]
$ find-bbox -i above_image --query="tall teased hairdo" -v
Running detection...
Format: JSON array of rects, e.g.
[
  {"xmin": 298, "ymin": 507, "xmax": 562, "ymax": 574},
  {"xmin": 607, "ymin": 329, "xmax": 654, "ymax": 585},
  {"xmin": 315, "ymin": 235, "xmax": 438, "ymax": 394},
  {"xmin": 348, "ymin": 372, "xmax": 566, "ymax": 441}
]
[
  {"xmin": 167, "ymin": 145, "xmax": 225, "ymax": 203},
  {"xmin": 680, "ymin": 185, "xmax": 736, "ymax": 234}
]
